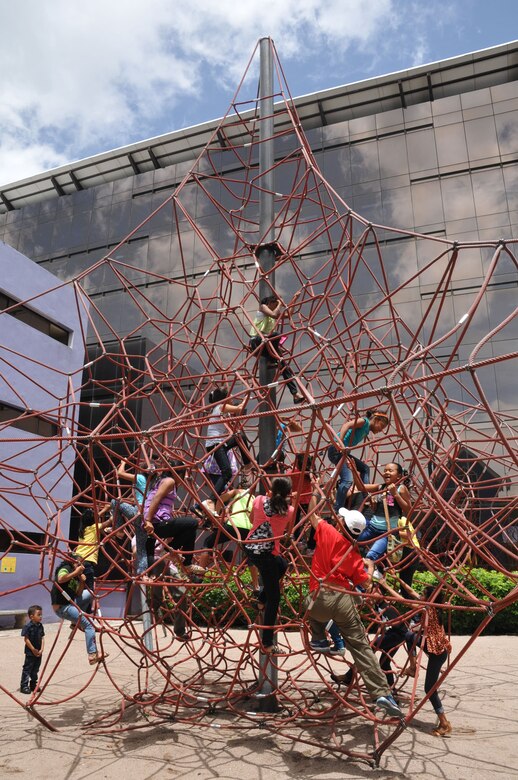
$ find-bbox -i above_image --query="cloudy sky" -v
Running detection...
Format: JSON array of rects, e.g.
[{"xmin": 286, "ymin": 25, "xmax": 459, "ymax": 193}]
[{"xmin": 1, "ymin": 0, "xmax": 517, "ymax": 187}]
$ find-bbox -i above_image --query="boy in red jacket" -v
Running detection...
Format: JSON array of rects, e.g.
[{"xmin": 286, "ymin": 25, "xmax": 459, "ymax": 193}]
[{"xmin": 306, "ymin": 503, "xmax": 403, "ymax": 719}]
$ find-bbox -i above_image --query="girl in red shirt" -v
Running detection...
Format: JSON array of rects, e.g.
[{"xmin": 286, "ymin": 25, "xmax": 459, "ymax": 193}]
[{"xmin": 244, "ymin": 477, "xmax": 295, "ymax": 652}]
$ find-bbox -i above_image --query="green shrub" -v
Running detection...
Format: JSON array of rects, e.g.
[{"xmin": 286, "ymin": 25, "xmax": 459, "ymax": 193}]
[
  {"xmin": 410, "ymin": 568, "xmax": 518, "ymax": 635},
  {"xmin": 184, "ymin": 567, "xmax": 517, "ymax": 635}
]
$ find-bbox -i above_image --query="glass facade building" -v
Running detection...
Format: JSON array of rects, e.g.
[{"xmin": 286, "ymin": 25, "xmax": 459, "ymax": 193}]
[{"xmin": 0, "ymin": 42, "xmax": 517, "ymax": 424}]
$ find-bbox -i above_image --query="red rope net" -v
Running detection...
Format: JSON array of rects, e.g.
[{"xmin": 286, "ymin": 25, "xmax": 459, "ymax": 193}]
[{"xmin": 1, "ymin": 38, "xmax": 517, "ymax": 767}]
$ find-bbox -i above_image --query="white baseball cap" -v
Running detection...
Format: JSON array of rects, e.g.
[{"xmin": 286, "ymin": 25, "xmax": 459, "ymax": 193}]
[{"xmin": 338, "ymin": 508, "xmax": 367, "ymax": 536}]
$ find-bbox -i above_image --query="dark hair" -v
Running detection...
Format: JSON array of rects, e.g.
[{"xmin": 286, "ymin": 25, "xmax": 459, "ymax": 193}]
[
  {"xmin": 385, "ymin": 462, "xmax": 411, "ymax": 488},
  {"xmin": 209, "ymin": 386, "xmax": 229, "ymax": 404},
  {"xmin": 78, "ymin": 508, "xmax": 95, "ymax": 540},
  {"xmin": 269, "ymin": 476, "xmax": 292, "ymax": 515},
  {"xmin": 28, "ymin": 605, "xmax": 42, "ymax": 617},
  {"xmin": 170, "ymin": 459, "xmax": 188, "ymax": 476},
  {"xmin": 261, "ymin": 294, "xmax": 278, "ymax": 306},
  {"xmin": 294, "ymin": 452, "xmax": 314, "ymax": 474},
  {"xmin": 148, "ymin": 460, "xmax": 185, "ymax": 491}
]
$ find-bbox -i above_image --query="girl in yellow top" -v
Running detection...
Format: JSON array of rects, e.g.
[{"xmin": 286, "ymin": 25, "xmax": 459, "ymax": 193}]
[
  {"xmin": 249, "ymin": 294, "xmax": 304, "ymax": 404},
  {"xmin": 75, "ymin": 508, "xmax": 111, "ymax": 612}
]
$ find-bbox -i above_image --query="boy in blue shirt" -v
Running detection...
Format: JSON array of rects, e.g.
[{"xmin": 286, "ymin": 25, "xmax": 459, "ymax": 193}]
[{"xmin": 20, "ymin": 605, "xmax": 45, "ymax": 694}]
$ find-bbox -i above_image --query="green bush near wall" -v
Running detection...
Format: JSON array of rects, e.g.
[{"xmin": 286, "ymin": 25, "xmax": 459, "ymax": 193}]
[
  {"xmin": 176, "ymin": 568, "xmax": 517, "ymax": 635},
  {"xmin": 410, "ymin": 569, "xmax": 518, "ymax": 635}
]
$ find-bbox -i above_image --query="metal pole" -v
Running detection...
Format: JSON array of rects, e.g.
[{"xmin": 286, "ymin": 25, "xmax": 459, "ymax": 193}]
[
  {"xmin": 140, "ymin": 585, "xmax": 154, "ymax": 652},
  {"xmin": 255, "ymin": 37, "xmax": 279, "ymax": 713},
  {"xmin": 257, "ymin": 36, "xmax": 277, "ymax": 470}
]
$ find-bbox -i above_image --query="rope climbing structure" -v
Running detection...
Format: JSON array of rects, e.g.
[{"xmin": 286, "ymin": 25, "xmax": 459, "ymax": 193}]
[{"xmin": 0, "ymin": 38, "xmax": 517, "ymax": 767}]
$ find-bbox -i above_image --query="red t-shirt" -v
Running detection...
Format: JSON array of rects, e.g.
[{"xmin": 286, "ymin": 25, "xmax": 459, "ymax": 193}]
[
  {"xmin": 310, "ymin": 520, "xmax": 368, "ymax": 592},
  {"xmin": 287, "ymin": 469, "xmax": 312, "ymax": 505},
  {"xmin": 247, "ymin": 495, "xmax": 295, "ymax": 555}
]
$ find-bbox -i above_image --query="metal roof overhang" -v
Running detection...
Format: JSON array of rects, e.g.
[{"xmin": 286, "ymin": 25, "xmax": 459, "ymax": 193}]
[{"xmin": 1, "ymin": 40, "xmax": 517, "ymax": 214}]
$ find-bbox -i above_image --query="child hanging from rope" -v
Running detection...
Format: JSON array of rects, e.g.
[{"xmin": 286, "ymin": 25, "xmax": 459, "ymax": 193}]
[
  {"xmin": 271, "ymin": 415, "xmax": 304, "ymax": 470},
  {"xmin": 328, "ymin": 410, "xmax": 390, "ymax": 510},
  {"xmin": 205, "ymin": 383, "xmax": 254, "ymax": 499},
  {"xmin": 74, "ymin": 507, "xmax": 112, "ymax": 613},
  {"xmin": 243, "ymin": 477, "xmax": 295, "ymax": 653},
  {"xmin": 249, "ymin": 294, "xmax": 304, "ymax": 404},
  {"xmin": 381, "ymin": 577, "xmax": 452, "ymax": 737}
]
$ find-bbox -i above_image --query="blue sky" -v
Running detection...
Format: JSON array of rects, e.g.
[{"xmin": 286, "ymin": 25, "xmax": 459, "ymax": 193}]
[{"xmin": 1, "ymin": 0, "xmax": 517, "ymax": 186}]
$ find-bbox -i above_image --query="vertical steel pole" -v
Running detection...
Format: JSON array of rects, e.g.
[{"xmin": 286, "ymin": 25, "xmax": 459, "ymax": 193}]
[
  {"xmin": 140, "ymin": 585, "xmax": 154, "ymax": 652},
  {"xmin": 256, "ymin": 37, "xmax": 279, "ymax": 712},
  {"xmin": 257, "ymin": 36, "xmax": 277, "ymax": 469}
]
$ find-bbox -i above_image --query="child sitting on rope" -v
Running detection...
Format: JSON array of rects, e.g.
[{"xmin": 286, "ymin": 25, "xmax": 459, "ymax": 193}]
[
  {"xmin": 249, "ymin": 294, "xmax": 304, "ymax": 404},
  {"xmin": 354, "ymin": 462, "xmax": 417, "ymax": 598},
  {"xmin": 51, "ymin": 554, "xmax": 108, "ymax": 666},
  {"xmin": 141, "ymin": 461, "xmax": 204, "ymax": 581}
]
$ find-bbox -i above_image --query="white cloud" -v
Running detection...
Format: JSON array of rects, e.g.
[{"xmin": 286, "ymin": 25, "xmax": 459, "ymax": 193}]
[{"xmin": 0, "ymin": 0, "xmax": 399, "ymax": 186}]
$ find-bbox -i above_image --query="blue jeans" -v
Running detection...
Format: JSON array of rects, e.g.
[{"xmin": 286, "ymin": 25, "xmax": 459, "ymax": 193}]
[
  {"xmin": 111, "ymin": 499, "xmax": 148, "ymax": 576},
  {"xmin": 327, "ymin": 446, "xmax": 370, "ymax": 510},
  {"xmin": 111, "ymin": 499, "xmax": 139, "ymax": 528},
  {"xmin": 327, "ymin": 621, "xmax": 344, "ymax": 647},
  {"xmin": 55, "ymin": 595, "xmax": 97, "ymax": 655},
  {"xmin": 357, "ymin": 520, "xmax": 387, "ymax": 561},
  {"xmin": 364, "ymin": 535, "xmax": 388, "ymax": 561}
]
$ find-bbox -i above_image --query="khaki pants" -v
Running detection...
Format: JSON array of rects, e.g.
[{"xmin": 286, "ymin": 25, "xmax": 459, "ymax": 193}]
[{"xmin": 308, "ymin": 587, "xmax": 389, "ymax": 700}]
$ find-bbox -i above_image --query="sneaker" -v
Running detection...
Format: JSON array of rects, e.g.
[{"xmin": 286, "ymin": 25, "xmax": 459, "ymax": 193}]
[
  {"xmin": 330, "ymin": 669, "xmax": 353, "ymax": 686},
  {"xmin": 174, "ymin": 632, "xmax": 191, "ymax": 642},
  {"xmin": 329, "ymin": 643, "xmax": 346, "ymax": 656},
  {"xmin": 20, "ymin": 687, "xmax": 31, "ymax": 695},
  {"xmin": 376, "ymin": 694, "xmax": 403, "ymax": 718},
  {"xmin": 309, "ymin": 639, "xmax": 332, "ymax": 652}
]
